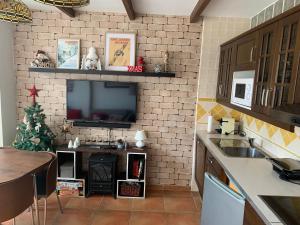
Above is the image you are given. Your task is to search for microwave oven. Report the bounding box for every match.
[230,71,255,110]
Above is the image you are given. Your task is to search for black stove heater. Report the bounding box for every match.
[87,153,117,197]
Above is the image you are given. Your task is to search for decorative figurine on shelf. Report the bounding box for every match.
[163,51,169,72]
[68,140,73,149]
[73,137,80,148]
[137,56,145,72]
[154,64,162,73]
[31,50,54,68]
[13,85,56,152]
[59,118,73,140]
[127,56,145,72]
[116,139,124,149]
[135,130,147,148]
[81,47,101,70]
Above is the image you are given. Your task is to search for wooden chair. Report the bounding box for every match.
[0,174,35,225]
[36,153,63,225]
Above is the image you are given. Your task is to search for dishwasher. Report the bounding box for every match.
[200,173,246,225]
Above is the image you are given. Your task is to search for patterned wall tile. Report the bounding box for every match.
[274,0,284,16]
[284,0,295,11]
[266,124,278,138]
[196,104,206,122]
[265,5,274,21]
[280,129,298,146]
[251,16,258,28]
[196,100,300,158]
[210,104,227,121]
[230,110,242,121]
[257,10,266,25]
[255,120,264,131]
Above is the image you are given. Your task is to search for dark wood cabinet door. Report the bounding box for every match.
[243,201,266,225]
[234,33,258,71]
[252,23,278,114]
[217,44,235,102]
[205,151,228,184]
[195,136,206,197]
[271,12,300,109]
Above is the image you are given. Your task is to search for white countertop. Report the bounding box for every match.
[196,129,300,225]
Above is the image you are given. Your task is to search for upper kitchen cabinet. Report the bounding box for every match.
[216,6,300,130]
[272,12,300,109]
[217,43,235,102]
[269,11,300,126]
[234,32,258,71]
[252,23,278,114]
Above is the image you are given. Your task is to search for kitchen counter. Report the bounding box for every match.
[196,129,300,225]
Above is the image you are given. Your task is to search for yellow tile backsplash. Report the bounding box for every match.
[196,98,300,158]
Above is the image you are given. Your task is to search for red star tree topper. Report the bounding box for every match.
[27,85,41,105]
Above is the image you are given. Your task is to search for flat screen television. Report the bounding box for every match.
[66,80,137,125]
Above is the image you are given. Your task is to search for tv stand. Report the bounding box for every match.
[73,121,131,129]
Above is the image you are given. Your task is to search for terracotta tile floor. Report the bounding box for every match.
[1,190,202,225]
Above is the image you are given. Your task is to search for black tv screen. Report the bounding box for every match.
[66,80,137,123]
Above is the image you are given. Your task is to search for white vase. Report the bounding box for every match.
[136,140,145,148]
[68,140,73,149]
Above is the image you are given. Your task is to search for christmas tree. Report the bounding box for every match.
[13,85,56,151]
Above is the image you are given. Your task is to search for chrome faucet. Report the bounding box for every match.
[248,138,255,148]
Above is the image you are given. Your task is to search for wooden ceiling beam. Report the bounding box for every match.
[190,0,211,23]
[122,0,136,20]
[56,7,75,18]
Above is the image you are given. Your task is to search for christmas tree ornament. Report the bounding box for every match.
[30,137,40,144]
[23,114,28,124]
[35,122,41,132]
[27,85,41,105]
[68,140,73,149]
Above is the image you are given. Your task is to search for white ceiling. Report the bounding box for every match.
[22,0,277,18]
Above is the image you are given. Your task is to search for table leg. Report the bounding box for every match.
[33,174,40,225]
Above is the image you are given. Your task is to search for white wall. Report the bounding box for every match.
[0,22,16,147]
[191,17,250,191]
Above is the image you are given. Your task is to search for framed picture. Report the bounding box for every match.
[105,33,136,71]
[57,39,80,69]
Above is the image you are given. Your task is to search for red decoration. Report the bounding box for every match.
[27,85,41,104]
[132,160,139,178]
[128,66,144,72]
[137,57,145,66]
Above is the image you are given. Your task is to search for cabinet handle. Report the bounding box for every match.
[219,84,222,94]
[250,47,254,62]
[265,89,273,107]
[264,89,269,107]
[261,89,265,106]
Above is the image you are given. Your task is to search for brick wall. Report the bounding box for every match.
[14,11,202,187]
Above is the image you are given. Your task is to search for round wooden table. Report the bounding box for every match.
[0,148,53,225]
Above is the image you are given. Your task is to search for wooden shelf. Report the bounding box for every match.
[28,67,175,78]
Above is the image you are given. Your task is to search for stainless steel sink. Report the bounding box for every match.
[210,138,266,158]
[220,146,265,158]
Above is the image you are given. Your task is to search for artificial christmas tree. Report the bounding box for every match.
[13,85,56,151]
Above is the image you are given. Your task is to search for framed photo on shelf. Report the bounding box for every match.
[105,32,136,71]
[57,39,80,69]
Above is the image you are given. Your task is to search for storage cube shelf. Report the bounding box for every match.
[117,152,147,199]
[56,150,86,197]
